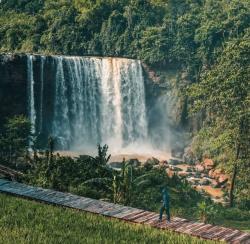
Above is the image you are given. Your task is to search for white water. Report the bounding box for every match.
[26,55,174,156]
[39,56,45,133]
[27,55,36,144]
[47,56,148,152]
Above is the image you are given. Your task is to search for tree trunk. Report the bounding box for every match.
[229,144,240,207]
[229,164,237,207]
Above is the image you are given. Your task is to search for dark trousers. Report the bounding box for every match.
[159,204,170,221]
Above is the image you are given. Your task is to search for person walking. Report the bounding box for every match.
[159,188,170,222]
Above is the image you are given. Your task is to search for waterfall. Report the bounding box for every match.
[27,55,36,143]
[27,55,148,152]
[39,56,45,133]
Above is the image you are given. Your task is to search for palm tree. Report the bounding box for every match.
[84,159,158,204]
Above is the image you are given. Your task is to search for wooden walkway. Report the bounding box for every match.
[0,179,249,244]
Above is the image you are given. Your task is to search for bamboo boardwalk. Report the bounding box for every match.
[0,179,249,243]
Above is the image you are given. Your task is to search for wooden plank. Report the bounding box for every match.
[204,226,228,240]
[101,206,127,216]
[144,215,160,225]
[92,202,116,214]
[0,179,11,186]
[216,229,238,241]
[123,211,149,221]
[165,219,188,230]
[191,224,214,236]
[199,225,223,238]
[238,235,250,244]
[175,222,201,233]
[201,226,225,240]
[207,227,229,239]
[121,210,144,220]
[84,201,113,214]
[113,208,140,219]
[133,212,157,223]
[179,222,201,234]
[140,213,159,224]
[67,198,95,209]
[221,230,241,242]
[230,233,250,243]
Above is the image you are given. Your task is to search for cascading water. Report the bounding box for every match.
[39,56,45,133]
[27,55,36,145]
[27,55,148,152]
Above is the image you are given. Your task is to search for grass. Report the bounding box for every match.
[0,193,219,244]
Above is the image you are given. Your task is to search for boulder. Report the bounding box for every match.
[209,168,225,180]
[187,177,199,185]
[128,158,140,167]
[183,147,196,164]
[172,166,182,172]
[169,158,183,165]
[195,163,205,173]
[109,162,123,169]
[211,180,220,188]
[178,171,190,177]
[159,160,169,169]
[218,174,229,185]
[199,178,210,186]
[203,158,215,170]
[171,147,184,159]
[167,169,174,177]
[144,157,160,166]
[160,160,168,166]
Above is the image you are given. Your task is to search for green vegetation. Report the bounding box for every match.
[189,36,250,208]
[0,0,249,235]
[0,116,31,170]
[0,193,218,244]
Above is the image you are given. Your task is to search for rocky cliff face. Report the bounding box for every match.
[0,54,55,137]
[0,54,28,129]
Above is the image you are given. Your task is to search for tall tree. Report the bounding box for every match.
[189,37,250,207]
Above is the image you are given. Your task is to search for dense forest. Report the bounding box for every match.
[0,0,249,222]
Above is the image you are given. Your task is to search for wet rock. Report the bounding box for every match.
[199,178,210,186]
[109,162,124,169]
[160,160,168,165]
[171,147,184,159]
[128,158,141,167]
[172,166,182,172]
[183,147,196,165]
[159,160,169,168]
[187,177,200,185]
[169,158,183,165]
[145,157,160,166]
